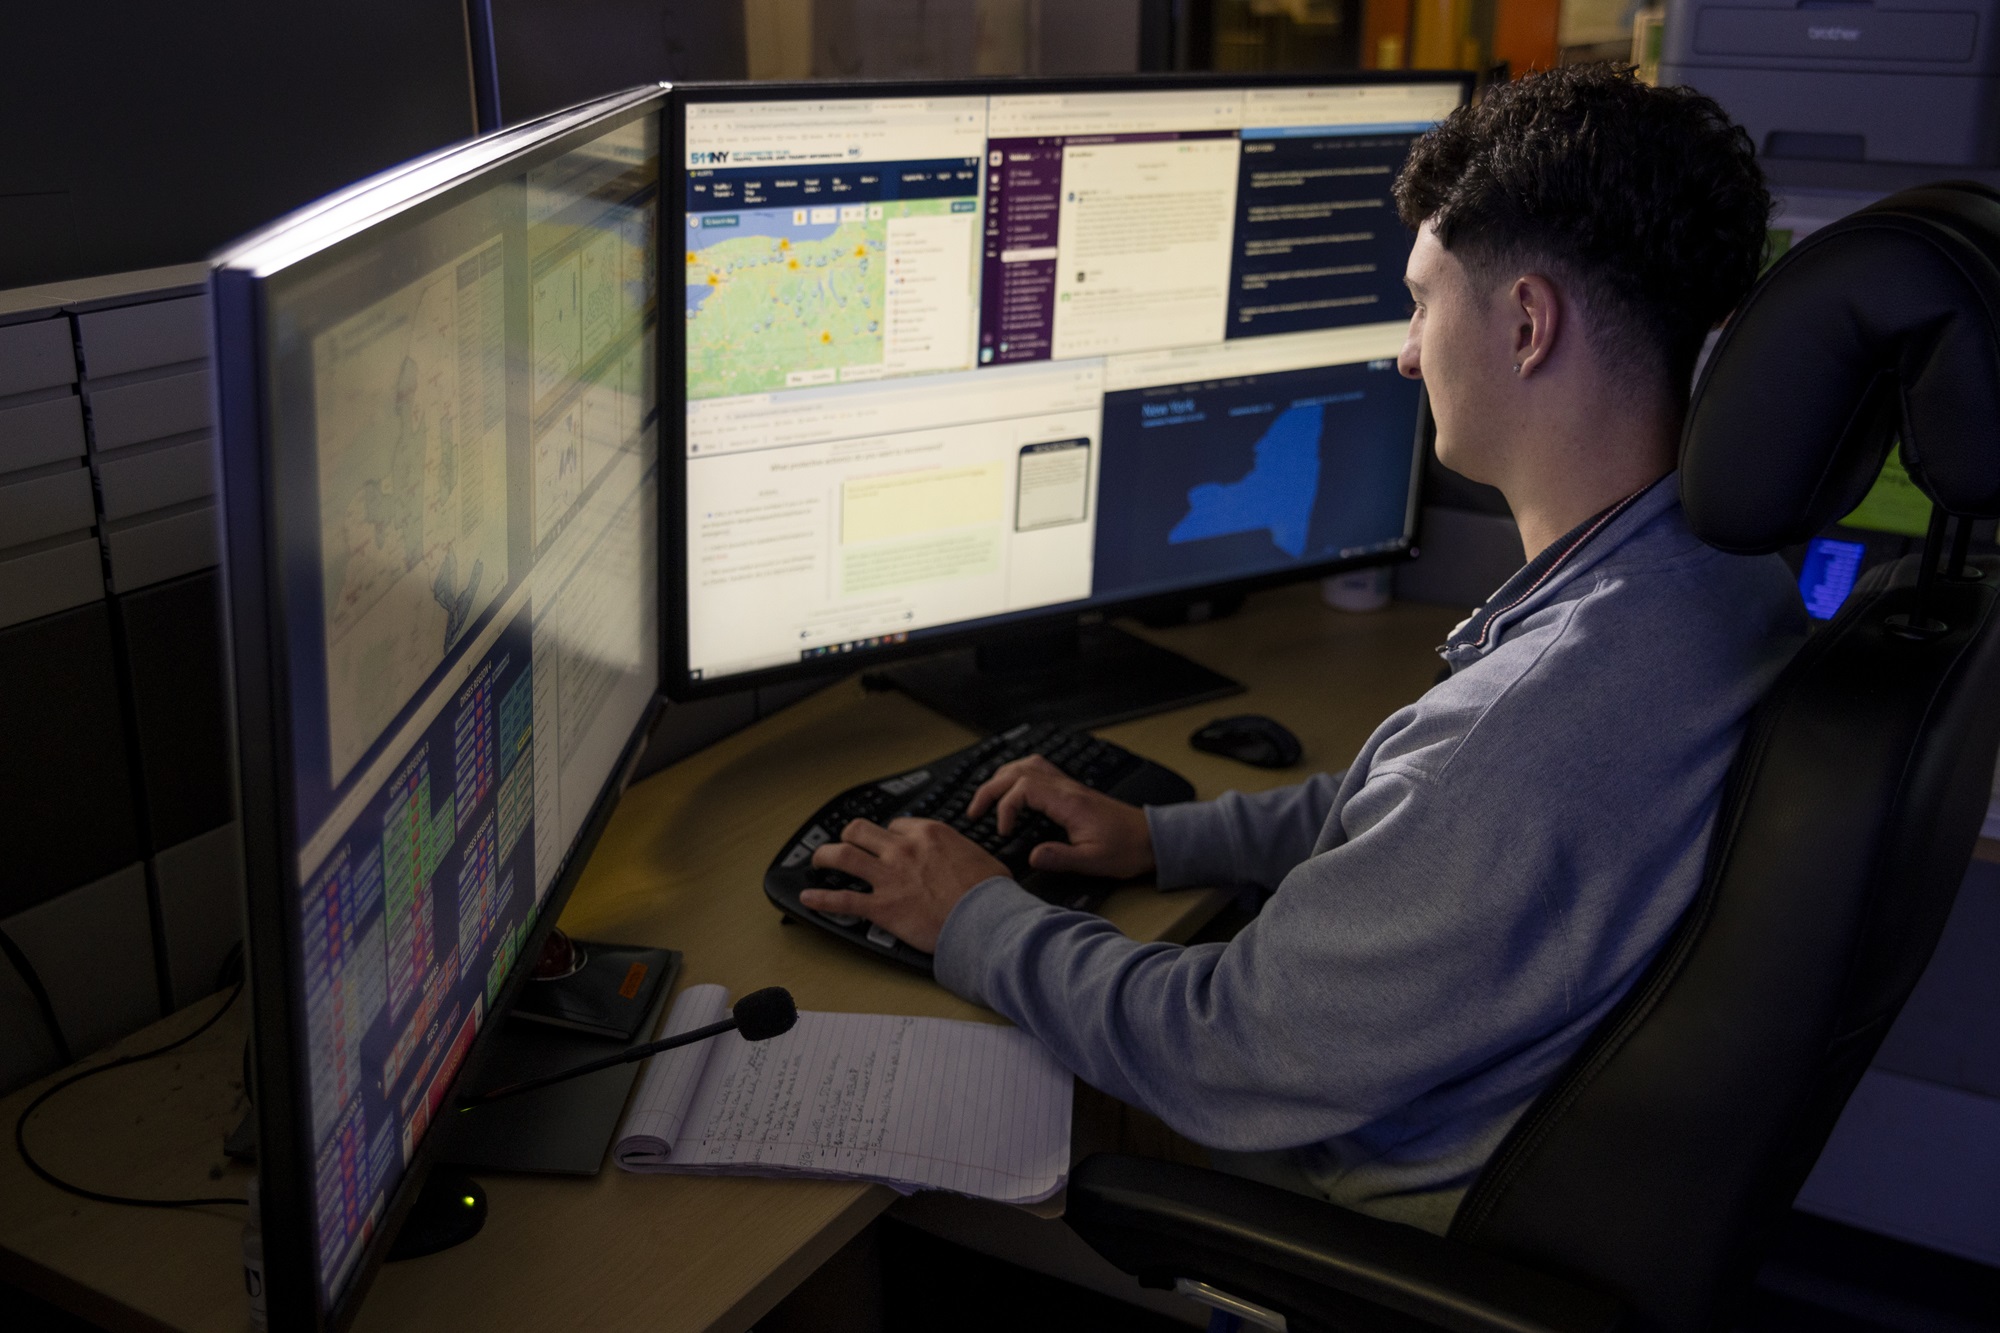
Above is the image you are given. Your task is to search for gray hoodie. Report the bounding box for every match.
[933,476,1808,1232]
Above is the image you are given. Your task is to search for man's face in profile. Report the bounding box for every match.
[1398,224,1512,486]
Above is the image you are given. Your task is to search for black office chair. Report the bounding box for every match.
[1063,182,2000,1333]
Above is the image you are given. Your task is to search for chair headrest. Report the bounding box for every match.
[1682,182,2000,553]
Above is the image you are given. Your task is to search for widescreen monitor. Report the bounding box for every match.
[210,86,664,1331]
[667,73,1468,701]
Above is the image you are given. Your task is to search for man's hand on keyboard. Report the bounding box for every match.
[801,819,1008,953]
[967,755,1156,879]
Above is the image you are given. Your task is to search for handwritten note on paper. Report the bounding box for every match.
[614,986,1072,1204]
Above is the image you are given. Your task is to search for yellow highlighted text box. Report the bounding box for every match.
[842,530,1000,595]
[841,464,1004,544]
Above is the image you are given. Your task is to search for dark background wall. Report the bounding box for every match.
[0,2,475,289]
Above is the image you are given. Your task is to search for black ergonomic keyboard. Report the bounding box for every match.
[764,721,1194,971]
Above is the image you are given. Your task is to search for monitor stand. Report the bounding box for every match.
[386,1169,487,1261]
[426,942,681,1177]
[380,940,678,1260]
[873,622,1243,734]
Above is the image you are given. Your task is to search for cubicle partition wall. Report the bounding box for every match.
[0,262,863,1101]
[0,270,243,1094]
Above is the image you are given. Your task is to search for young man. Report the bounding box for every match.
[801,66,1808,1233]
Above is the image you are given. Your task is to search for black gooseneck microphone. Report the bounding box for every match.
[463,986,798,1108]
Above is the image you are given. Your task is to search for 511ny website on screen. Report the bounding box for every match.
[676,79,1463,688]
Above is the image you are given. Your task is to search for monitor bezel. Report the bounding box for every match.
[211,85,669,1333]
[662,70,1469,703]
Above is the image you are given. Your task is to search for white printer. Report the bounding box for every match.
[1660,0,2000,165]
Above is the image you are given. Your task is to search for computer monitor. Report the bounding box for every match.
[666,74,1469,728]
[210,87,664,1331]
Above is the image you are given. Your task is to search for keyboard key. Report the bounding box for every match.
[771,723,1188,960]
[806,867,870,893]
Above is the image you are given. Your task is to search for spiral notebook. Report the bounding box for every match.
[612,984,1072,1204]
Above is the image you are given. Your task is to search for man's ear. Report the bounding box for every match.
[1511,273,1562,379]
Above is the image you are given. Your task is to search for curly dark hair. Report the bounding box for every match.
[1394,64,1771,396]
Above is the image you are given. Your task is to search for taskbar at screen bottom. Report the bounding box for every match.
[683,531,1409,690]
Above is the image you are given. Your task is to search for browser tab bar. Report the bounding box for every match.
[685,97,988,167]
[1242,82,1461,133]
[1103,322,1407,393]
[687,361,1105,455]
[986,90,1244,138]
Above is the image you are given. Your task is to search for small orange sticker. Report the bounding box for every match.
[618,962,648,999]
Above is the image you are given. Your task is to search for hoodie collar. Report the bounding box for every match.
[1441,473,1677,665]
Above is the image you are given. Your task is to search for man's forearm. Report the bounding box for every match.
[1147,772,1344,893]
[932,873,1372,1152]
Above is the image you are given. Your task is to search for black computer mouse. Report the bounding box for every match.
[1189,714,1302,769]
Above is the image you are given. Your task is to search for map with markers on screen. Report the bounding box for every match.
[679,83,1459,685]
[686,192,978,397]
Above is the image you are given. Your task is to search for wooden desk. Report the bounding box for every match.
[0,587,1461,1333]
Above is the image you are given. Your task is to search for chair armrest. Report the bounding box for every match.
[1065,1154,1624,1333]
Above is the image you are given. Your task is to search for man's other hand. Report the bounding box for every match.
[800,819,1007,954]
[966,755,1155,879]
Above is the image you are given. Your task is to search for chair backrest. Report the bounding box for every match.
[1447,183,2000,1333]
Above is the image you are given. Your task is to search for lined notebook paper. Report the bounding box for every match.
[614,985,1073,1204]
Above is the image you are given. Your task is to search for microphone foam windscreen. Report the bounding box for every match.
[733,986,799,1041]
